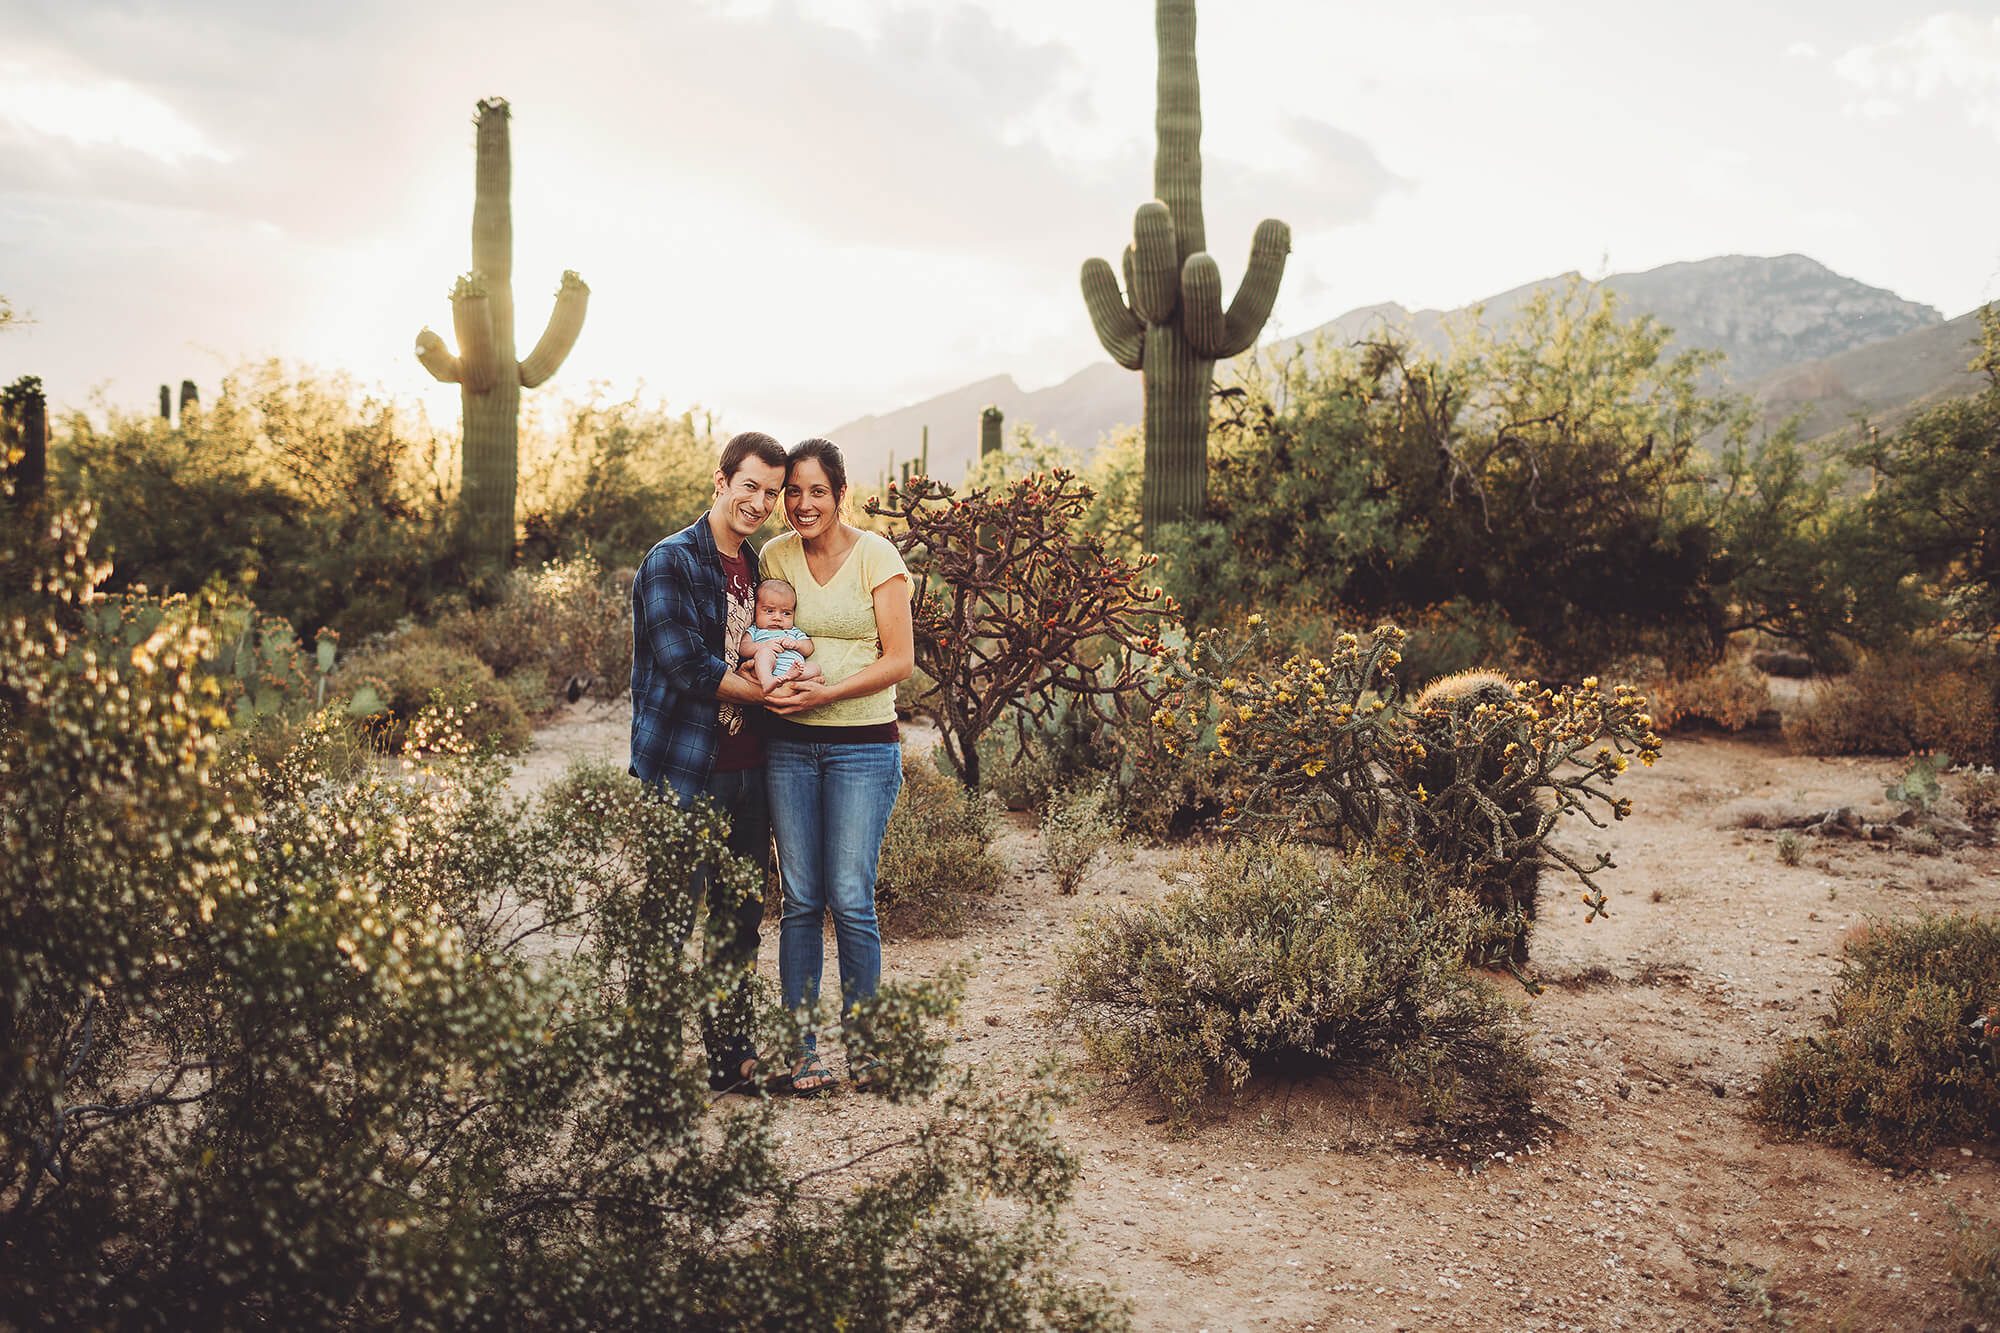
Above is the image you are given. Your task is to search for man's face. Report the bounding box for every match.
[713,458,784,540]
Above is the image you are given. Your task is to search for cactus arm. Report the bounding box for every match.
[451,274,500,393]
[1215,219,1292,357]
[414,328,462,383]
[1130,202,1181,323]
[1180,253,1226,358]
[1081,258,1144,370]
[1154,0,1205,260]
[519,270,590,388]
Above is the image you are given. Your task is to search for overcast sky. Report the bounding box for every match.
[6,0,2000,440]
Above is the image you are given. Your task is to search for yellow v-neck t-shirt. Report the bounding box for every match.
[757,528,910,727]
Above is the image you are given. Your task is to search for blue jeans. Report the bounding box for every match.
[765,739,903,1054]
[661,764,770,1076]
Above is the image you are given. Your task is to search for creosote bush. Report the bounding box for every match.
[338,630,533,754]
[1054,843,1537,1130]
[1758,913,2000,1165]
[434,553,631,711]
[1040,781,1122,895]
[0,508,1124,1328]
[1640,652,1772,733]
[874,750,1008,936]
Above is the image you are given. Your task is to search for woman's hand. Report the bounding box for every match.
[765,677,834,715]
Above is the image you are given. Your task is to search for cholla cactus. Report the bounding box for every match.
[1080,0,1290,544]
[415,98,589,569]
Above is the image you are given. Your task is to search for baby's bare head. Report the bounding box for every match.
[755,578,797,629]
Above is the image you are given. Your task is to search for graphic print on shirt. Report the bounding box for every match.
[718,556,755,736]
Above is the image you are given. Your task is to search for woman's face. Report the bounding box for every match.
[785,457,843,541]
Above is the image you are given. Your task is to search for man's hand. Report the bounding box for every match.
[764,677,832,715]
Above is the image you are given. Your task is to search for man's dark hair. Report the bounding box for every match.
[718,431,787,480]
[788,437,848,497]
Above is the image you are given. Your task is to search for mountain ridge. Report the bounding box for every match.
[826,254,1949,485]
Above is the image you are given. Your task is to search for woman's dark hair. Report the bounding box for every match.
[788,437,848,498]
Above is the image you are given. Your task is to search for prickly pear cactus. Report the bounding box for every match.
[1079,0,1290,544]
[415,98,589,570]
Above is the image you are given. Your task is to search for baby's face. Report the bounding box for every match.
[755,596,795,630]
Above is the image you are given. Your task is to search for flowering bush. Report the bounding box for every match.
[1149,619,1662,949]
[0,505,1125,1328]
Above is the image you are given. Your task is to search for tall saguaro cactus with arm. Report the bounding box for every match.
[415,98,589,569]
[1080,0,1290,545]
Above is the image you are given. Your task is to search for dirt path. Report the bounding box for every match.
[514,706,1999,1331]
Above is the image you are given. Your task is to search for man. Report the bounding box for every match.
[630,430,789,1092]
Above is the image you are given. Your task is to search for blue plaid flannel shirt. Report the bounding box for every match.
[629,518,760,795]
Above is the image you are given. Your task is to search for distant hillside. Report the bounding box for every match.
[826,254,1947,484]
[1743,307,1990,443]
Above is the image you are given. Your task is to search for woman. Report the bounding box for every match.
[759,438,914,1094]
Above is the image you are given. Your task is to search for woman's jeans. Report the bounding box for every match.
[765,739,903,1054]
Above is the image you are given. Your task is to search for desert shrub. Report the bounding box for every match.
[1776,831,1804,866]
[51,360,464,641]
[1951,1210,2000,1321]
[1782,644,1999,762]
[1150,620,1660,945]
[516,390,721,569]
[0,511,1124,1328]
[1961,768,2000,823]
[874,750,1007,935]
[339,630,532,754]
[1054,843,1537,1129]
[978,695,1125,813]
[1758,913,2000,1165]
[1642,652,1773,732]
[867,470,1171,790]
[434,554,630,711]
[1040,781,1121,894]
[1169,283,1741,679]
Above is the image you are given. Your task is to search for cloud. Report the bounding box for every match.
[1831,12,2000,135]
[0,60,232,165]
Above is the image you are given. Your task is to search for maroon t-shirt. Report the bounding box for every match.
[712,547,764,773]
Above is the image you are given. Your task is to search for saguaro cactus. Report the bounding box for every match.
[1080,0,1290,544]
[415,98,589,568]
[980,405,1004,458]
[2,375,47,505]
[179,380,198,417]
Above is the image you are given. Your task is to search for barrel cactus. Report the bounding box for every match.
[1408,670,1546,965]
[415,98,589,570]
[1079,0,1290,545]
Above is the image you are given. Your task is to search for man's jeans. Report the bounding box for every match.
[764,739,903,1054]
[663,764,770,1076]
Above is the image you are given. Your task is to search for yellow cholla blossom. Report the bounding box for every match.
[1302,759,1325,776]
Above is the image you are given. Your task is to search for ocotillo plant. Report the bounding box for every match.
[980,405,1003,458]
[1079,0,1290,545]
[415,98,589,569]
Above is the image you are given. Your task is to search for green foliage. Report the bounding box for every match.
[53,360,465,642]
[875,751,1008,936]
[1950,1208,2000,1321]
[1053,843,1537,1130]
[1040,780,1122,895]
[1776,830,1804,867]
[518,391,721,570]
[1758,913,2000,1165]
[434,554,631,710]
[1849,306,2000,640]
[1171,285,1750,678]
[338,630,533,755]
[0,510,1124,1328]
[1886,752,1951,815]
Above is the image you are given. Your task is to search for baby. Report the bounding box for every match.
[738,578,821,691]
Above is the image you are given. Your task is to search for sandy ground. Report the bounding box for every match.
[512,704,2000,1331]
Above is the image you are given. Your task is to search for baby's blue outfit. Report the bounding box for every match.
[749,626,809,678]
